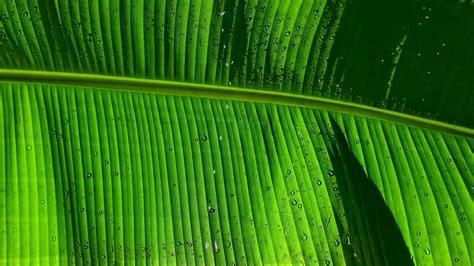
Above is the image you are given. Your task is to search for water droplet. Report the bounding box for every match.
[286,31,291,36]
[416,232,421,236]
[317,180,322,186]
[325,260,331,265]
[142,246,149,251]
[219,11,225,16]
[291,199,297,206]
[444,204,448,208]
[266,186,270,191]
[298,204,302,208]
[40,200,45,204]
[454,258,460,262]
[52,236,56,241]
[455,232,460,236]
[327,170,335,176]
[26,145,32,151]
[114,171,119,176]
[169,147,173,151]
[424,248,431,255]
[80,207,85,212]
[424,193,428,197]
[290,191,295,196]
[86,172,92,178]
[105,160,110,165]
[201,135,208,141]
[447,158,452,162]
[302,232,308,241]
[116,226,120,231]
[208,206,216,213]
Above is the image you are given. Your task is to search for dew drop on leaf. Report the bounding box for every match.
[291,200,297,206]
[317,180,322,186]
[424,248,431,255]
[208,205,216,213]
[302,232,308,241]
[327,170,335,176]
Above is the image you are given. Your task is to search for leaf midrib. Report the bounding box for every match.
[1,69,472,138]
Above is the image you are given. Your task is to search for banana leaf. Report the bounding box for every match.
[0,0,472,265]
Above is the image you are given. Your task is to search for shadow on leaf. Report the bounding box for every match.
[328,117,413,266]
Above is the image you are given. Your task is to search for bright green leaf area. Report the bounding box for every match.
[0,0,473,265]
